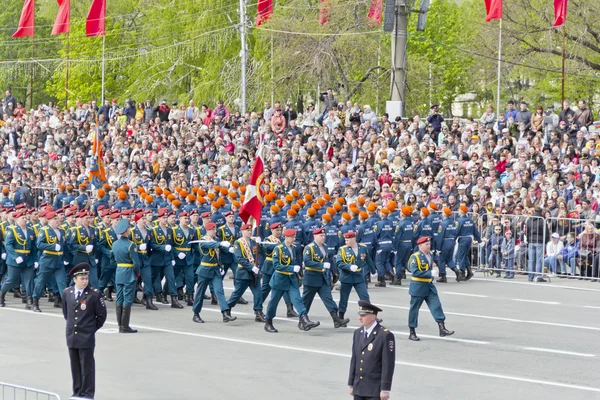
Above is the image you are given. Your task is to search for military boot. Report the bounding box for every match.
[120,306,138,333]
[438,322,455,337]
[298,314,320,331]
[192,313,204,323]
[186,293,193,307]
[171,295,184,309]
[374,276,386,287]
[286,304,298,318]
[331,311,349,328]
[210,294,218,305]
[409,327,420,341]
[222,310,237,322]
[436,274,447,283]
[32,297,41,312]
[116,304,123,328]
[0,291,5,307]
[25,296,33,310]
[264,319,278,333]
[53,296,62,308]
[237,296,248,305]
[254,310,267,322]
[146,295,158,310]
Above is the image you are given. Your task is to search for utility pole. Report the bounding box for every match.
[240,0,247,114]
[390,0,408,118]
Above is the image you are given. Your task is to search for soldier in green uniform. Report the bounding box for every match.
[191,222,237,323]
[68,211,98,289]
[0,210,36,309]
[130,209,157,310]
[408,236,455,341]
[264,229,320,333]
[190,211,213,302]
[171,211,197,306]
[97,212,120,301]
[302,228,349,328]
[113,218,141,333]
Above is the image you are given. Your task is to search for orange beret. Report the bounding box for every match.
[220,188,228,196]
[173,200,181,207]
[211,201,220,209]
[164,190,171,196]
[291,189,299,198]
[308,208,316,216]
[304,194,313,202]
[191,187,198,193]
[198,189,206,197]
[342,212,351,221]
[327,207,336,216]
[217,198,226,207]
[187,194,196,202]
[359,211,369,220]
[175,186,182,193]
[402,206,413,216]
[460,205,469,213]
[118,191,127,200]
[240,195,245,202]
[287,209,297,217]
[207,193,216,200]
[180,190,188,198]
[312,202,321,211]
[323,193,332,201]
[387,201,397,210]
[122,185,129,191]
[317,198,326,207]
[137,187,145,194]
[240,186,246,194]
[97,189,106,197]
[381,208,390,215]
[167,194,176,202]
[291,204,301,211]
[198,197,206,204]
[231,181,240,188]
[429,202,438,211]
[214,185,221,192]
[421,208,430,216]
[333,203,342,211]
[367,204,377,212]
[297,199,306,207]
[337,198,345,205]
[271,205,280,213]
[322,214,332,222]
[276,199,285,208]
[58,184,66,190]
[103,183,111,190]
[229,192,238,199]
[232,201,241,208]
[443,207,452,216]
[145,195,153,203]
[357,197,366,205]
[285,194,294,203]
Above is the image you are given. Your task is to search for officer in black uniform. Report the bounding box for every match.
[348,300,395,400]
[62,262,107,400]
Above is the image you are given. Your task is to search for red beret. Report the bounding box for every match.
[241,223,252,230]
[201,212,211,218]
[416,236,430,245]
[270,222,282,230]
[55,207,64,214]
[223,211,234,217]
[121,209,133,216]
[40,202,49,208]
[312,227,325,235]
[15,204,26,210]
[110,212,121,219]
[283,229,296,237]
[157,209,168,218]
[179,212,189,217]
[13,211,24,218]
[97,205,106,211]
[100,209,111,217]
[343,231,356,238]
[189,209,199,216]
[204,222,217,230]
[46,211,57,219]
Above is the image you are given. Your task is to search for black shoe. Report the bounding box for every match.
[436,274,447,283]
[537,278,547,283]
[119,306,138,333]
[161,293,169,304]
[238,296,248,305]
[186,293,193,307]
[286,303,299,318]
[32,298,41,312]
[48,292,56,302]
[339,312,345,320]
[222,310,237,322]
[255,310,267,322]
[25,296,33,310]
[203,294,211,300]
[331,311,349,328]
[141,295,148,306]
[104,288,114,302]
[171,296,184,309]
[210,294,218,305]
[53,297,62,308]
[452,268,464,282]
[193,313,204,323]
[116,304,123,328]
[21,295,27,304]
[133,295,142,305]
[298,314,320,331]
[13,288,25,299]
[0,292,5,307]
[465,269,474,281]
[384,271,394,281]
[177,287,184,301]
[264,319,278,333]
[374,276,386,287]
[391,276,402,285]
[146,296,158,310]
[438,321,454,337]
[401,271,407,279]
[409,327,420,341]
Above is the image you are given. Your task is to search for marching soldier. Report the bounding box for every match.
[407,237,455,341]
[68,211,98,289]
[302,228,349,328]
[191,222,237,323]
[63,263,107,400]
[436,207,462,282]
[113,218,141,333]
[217,211,247,304]
[171,211,197,306]
[348,300,395,400]
[130,210,157,310]
[264,229,320,333]
[227,223,266,322]
[392,206,415,285]
[455,205,481,281]
[0,210,36,309]
[98,212,120,301]
[336,231,375,320]
[374,207,395,286]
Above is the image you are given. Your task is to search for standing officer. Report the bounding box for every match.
[407,237,455,341]
[264,229,320,333]
[302,228,349,328]
[63,263,107,400]
[455,205,481,281]
[0,210,36,309]
[429,203,442,265]
[436,207,462,282]
[392,206,415,285]
[348,300,395,400]
[374,207,395,286]
[336,232,375,320]
[68,211,98,289]
[113,218,141,333]
[227,223,266,322]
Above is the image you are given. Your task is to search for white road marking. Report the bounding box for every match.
[4,307,599,393]
[512,299,561,305]
[443,292,489,298]
[583,306,600,310]
[471,277,600,293]
[523,347,596,358]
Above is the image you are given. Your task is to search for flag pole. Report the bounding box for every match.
[561,24,565,106]
[101,34,106,104]
[29,36,34,108]
[65,32,70,108]
[496,18,502,120]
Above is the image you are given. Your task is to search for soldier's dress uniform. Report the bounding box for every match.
[33,222,68,310]
[62,263,107,400]
[171,220,197,305]
[113,219,141,333]
[0,222,36,308]
[97,224,118,298]
[130,224,156,308]
[227,235,264,319]
[68,223,99,289]
[348,301,395,400]
[336,236,374,318]
[149,223,182,307]
[455,210,481,279]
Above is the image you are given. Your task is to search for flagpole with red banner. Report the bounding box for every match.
[484,0,502,120]
[553,0,569,105]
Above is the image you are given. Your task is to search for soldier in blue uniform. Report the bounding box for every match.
[436,207,462,282]
[336,231,375,320]
[301,208,320,246]
[191,222,237,323]
[413,207,433,252]
[52,185,67,209]
[374,207,395,286]
[210,202,226,227]
[392,206,415,285]
[407,237,455,341]
[68,211,98,289]
[97,212,120,301]
[455,205,481,281]
[131,209,157,309]
[32,211,68,312]
[428,202,442,265]
[62,186,76,208]
[264,229,320,333]
[113,218,141,333]
[75,184,89,209]
[227,223,266,322]
[322,213,341,284]
[302,228,349,328]
[258,222,298,318]
[284,209,304,262]
[0,210,36,309]
[348,300,395,400]
[171,211,197,306]
[62,263,107,400]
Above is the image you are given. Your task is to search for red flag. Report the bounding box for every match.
[51,0,70,35]
[13,0,35,38]
[89,130,107,188]
[239,139,266,225]
[484,0,502,22]
[256,0,273,27]
[319,0,331,25]
[553,0,568,27]
[86,0,106,36]
[367,0,383,26]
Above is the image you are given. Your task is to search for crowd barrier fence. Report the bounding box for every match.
[0,382,60,400]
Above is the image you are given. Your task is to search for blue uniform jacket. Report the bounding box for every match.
[233,237,257,281]
[436,218,458,250]
[337,244,375,284]
[196,240,222,279]
[270,243,298,291]
[217,224,239,265]
[259,236,280,276]
[5,225,36,267]
[130,226,151,267]
[113,237,141,284]
[456,216,481,242]
[68,225,97,267]
[408,250,437,298]
[374,218,395,249]
[302,242,330,287]
[98,227,118,269]
[36,226,67,270]
[171,225,197,267]
[149,225,174,267]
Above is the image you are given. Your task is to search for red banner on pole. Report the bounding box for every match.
[256,0,273,27]
[51,0,70,35]
[553,0,568,27]
[367,0,383,26]
[319,0,331,25]
[86,0,106,37]
[484,0,502,22]
[12,0,35,38]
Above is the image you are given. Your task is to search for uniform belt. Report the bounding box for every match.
[43,250,63,256]
[444,238,456,241]
[238,264,252,269]
[175,247,191,251]
[201,262,218,267]
[276,270,293,275]
[117,263,134,268]
[411,277,433,283]
[265,257,273,261]
[305,267,325,273]
[14,249,30,254]
[138,250,147,254]
[379,241,392,244]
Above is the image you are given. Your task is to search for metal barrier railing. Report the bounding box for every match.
[0,382,60,400]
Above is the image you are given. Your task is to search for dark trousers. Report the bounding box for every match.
[69,347,96,399]
[354,396,379,400]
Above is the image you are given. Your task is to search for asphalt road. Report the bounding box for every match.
[1,273,600,400]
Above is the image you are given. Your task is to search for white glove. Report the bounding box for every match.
[34,262,39,269]
[95,259,99,264]
[139,243,147,251]
[55,244,61,252]
[164,244,172,252]
[431,268,439,278]
[252,266,260,274]
[1,253,5,260]
[85,245,94,253]
[64,261,69,265]
[171,260,176,266]
[220,268,226,276]
[350,264,358,272]
[251,236,261,242]
[228,247,235,253]
[178,252,186,260]
[293,265,301,273]
[15,256,23,264]
[220,241,230,248]
[514,245,520,252]
[323,262,331,269]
